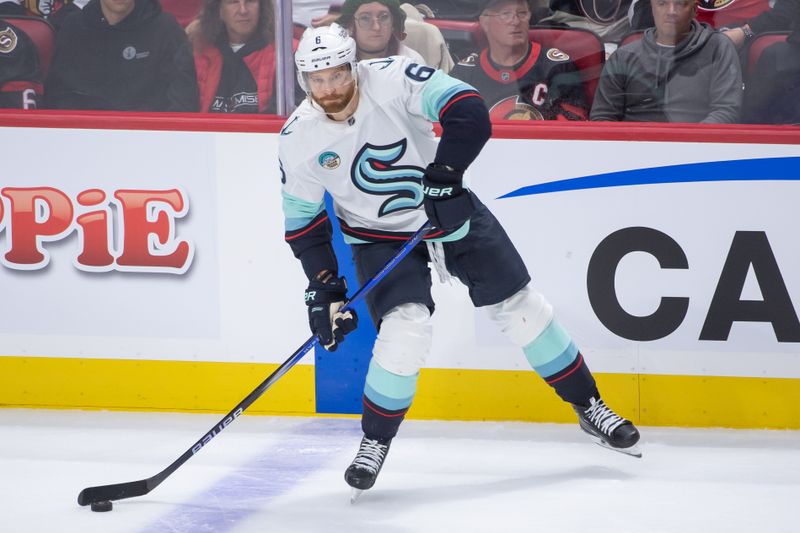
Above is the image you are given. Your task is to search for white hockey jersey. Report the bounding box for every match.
[279,56,476,243]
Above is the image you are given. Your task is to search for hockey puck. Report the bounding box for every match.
[90,500,113,512]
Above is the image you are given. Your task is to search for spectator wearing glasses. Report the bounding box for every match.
[451,0,589,120]
[591,0,742,123]
[337,0,424,62]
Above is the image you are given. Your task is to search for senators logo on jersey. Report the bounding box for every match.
[450,42,588,121]
[0,26,18,54]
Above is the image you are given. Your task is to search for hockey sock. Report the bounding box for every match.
[522,319,598,405]
[361,358,418,440]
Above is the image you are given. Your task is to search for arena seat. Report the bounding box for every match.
[619,30,645,48]
[1,15,55,76]
[160,0,203,28]
[746,32,790,80]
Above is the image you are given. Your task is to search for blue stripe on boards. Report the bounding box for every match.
[315,194,379,414]
[498,157,800,199]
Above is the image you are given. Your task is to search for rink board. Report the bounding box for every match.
[0,114,798,429]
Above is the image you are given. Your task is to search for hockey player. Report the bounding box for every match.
[279,23,641,498]
[450,0,588,121]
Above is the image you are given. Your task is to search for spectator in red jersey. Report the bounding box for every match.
[0,17,43,108]
[193,0,301,113]
[450,0,588,121]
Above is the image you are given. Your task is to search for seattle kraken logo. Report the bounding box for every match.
[351,140,424,218]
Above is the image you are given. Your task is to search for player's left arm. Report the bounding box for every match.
[400,60,492,229]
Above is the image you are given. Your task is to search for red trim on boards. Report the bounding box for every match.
[1,110,799,145]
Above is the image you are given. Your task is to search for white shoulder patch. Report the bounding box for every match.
[456,53,479,67]
[546,48,570,62]
[0,26,19,54]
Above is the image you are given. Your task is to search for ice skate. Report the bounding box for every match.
[345,436,391,502]
[573,396,642,458]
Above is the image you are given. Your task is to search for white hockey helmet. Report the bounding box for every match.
[295,23,358,93]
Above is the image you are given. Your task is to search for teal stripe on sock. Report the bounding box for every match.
[364,383,413,411]
[363,359,418,410]
[522,319,572,368]
[532,341,579,378]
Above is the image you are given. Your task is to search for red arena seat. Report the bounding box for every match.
[619,30,645,48]
[1,15,55,76]
[746,32,790,80]
[160,0,203,28]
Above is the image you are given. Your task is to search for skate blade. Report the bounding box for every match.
[593,437,642,458]
[350,488,364,504]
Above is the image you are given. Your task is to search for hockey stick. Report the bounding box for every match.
[77,222,432,506]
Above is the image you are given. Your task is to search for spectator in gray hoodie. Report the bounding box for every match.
[590,0,742,123]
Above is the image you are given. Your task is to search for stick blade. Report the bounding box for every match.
[78,479,150,506]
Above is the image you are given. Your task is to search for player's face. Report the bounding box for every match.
[307,65,357,114]
[220,0,260,44]
[351,2,394,56]
[652,0,696,45]
[480,0,531,50]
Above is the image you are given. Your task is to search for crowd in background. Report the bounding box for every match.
[0,0,798,124]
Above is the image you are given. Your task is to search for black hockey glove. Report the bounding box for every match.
[422,163,478,230]
[304,272,358,352]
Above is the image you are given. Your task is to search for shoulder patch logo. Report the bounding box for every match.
[546,48,570,62]
[0,27,18,55]
[457,53,479,67]
[318,151,341,170]
[697,0,736,11]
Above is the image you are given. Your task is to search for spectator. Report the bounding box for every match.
[540,0,632,43]
[744,29,800,124]
[45,0,199,111]
[451,0,588,120]
[696,0,770,30]
[0,17,43,108]
[591,0,742,123]
[192,0,288,113]
[722,0,800,50]
[0,0,27,15]
[337,0,424,62]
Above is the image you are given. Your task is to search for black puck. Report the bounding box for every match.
[90,500,113,512]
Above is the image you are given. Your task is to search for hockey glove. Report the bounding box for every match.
[422,163,478,230]
[304,272,358,352]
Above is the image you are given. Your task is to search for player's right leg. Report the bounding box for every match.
[346,241,434,493]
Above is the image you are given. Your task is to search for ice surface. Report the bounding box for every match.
[1,409,797,533]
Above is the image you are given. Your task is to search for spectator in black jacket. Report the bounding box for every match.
[0,0,27,15]
[0,17,43,108]
[45,0,198,111]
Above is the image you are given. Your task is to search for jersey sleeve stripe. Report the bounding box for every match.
[282,190,326,231]
[421,70,479,122]
[438,91,483,120]
[285,211,329,241]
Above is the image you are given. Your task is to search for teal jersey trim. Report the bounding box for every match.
[421,70,477,122]
[282,190,325,231]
